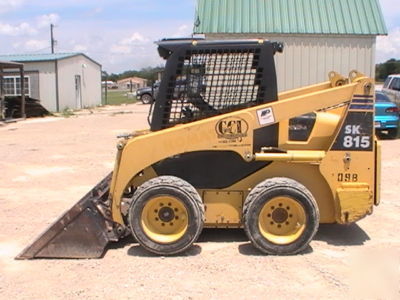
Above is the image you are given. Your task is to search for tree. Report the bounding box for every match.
[102,66,165,84]
[376,59,400,81]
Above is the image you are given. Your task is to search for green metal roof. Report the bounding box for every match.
[0,53,102,67]
[194,0,388,35]
[0,53,82,63]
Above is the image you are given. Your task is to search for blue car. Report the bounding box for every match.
[375,91,399,138]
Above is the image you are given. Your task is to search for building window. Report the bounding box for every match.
[3,76,30,96]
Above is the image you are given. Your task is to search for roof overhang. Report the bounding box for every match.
[0,61,24,69]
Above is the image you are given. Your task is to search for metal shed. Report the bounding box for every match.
[193,0,388,92]
[0,53,102,112]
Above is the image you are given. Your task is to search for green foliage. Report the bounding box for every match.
[60,107,74,118]
[102,66,164,85]
[376,59,400,81]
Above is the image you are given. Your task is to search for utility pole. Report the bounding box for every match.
[50,24,56,54]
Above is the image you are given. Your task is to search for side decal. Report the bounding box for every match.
[331,111,373,151]
[257,107,275,126]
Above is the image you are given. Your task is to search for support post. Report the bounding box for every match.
[103,72,108,105]
[0,68,3,120]
[20,66,26,118]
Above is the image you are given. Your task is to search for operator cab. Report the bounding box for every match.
[149,39,283,131]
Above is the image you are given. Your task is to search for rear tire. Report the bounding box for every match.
[128,176,204,255]
[141,93,153,104]
[243,177,319,255]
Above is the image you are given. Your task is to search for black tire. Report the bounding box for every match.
[140,93,153,104]
[387,128,398,139]
[128,176,204,255]
[375,130,383,139]
[243,177,319,255]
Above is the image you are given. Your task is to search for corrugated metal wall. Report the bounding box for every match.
[206,33,376,92]
[23,61,58,111]
[58,55,102,110]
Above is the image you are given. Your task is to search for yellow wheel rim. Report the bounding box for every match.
[258,196,306,245]
[141,195,188,244]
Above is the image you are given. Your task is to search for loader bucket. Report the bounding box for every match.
[16,172,119,259]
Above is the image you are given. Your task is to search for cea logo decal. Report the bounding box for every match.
[215,117,249,139]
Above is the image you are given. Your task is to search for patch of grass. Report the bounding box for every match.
[104,90,137,105]
[61,107,74,118]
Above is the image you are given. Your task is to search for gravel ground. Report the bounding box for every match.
[0,103,399,299]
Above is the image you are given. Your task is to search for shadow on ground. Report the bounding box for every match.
[127,245,202,257]
[197,228,247,243]
[314,223,370,246]
[106,223,370,257]
[237,243,313,256]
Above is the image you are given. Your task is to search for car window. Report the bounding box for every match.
[376,93,390,102]
[389,78,400,91]
[383,77,392,89]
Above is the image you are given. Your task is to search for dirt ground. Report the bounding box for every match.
[1,103,399,299]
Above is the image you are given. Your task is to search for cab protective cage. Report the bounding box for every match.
[150,39,283,131]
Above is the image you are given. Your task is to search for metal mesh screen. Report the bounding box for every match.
[161,48,264,127]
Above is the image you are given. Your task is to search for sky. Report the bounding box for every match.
[0,0,399,73]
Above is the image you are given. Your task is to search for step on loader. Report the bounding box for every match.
[17,39,381,258]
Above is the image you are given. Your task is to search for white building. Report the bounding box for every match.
[194,0,387,92]
[0,53,102,111]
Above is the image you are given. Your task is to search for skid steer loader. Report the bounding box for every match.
[17,39,380,258]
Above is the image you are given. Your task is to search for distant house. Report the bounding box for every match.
[194,0,387,92]
[117,77,148,90]
[101,80,118,89]
[0,53,102,111]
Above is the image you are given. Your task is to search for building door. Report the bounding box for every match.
[75,75,82,109]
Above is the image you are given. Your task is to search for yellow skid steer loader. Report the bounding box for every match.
[17,39,380,258]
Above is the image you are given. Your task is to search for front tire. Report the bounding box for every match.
[140,93,153,104]
[243,177,319,255]
[128,176,204,255]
